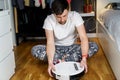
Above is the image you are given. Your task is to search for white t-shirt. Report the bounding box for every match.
[43,11,84,46]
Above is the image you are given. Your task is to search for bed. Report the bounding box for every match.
[97,3,120,80]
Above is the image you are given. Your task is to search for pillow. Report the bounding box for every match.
[105,2,120,10]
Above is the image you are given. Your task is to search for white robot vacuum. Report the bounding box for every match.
[52,62,85,80]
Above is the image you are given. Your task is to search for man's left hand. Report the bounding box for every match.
[80,57,88,73]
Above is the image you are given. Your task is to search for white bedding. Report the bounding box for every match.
[99,9,120,52]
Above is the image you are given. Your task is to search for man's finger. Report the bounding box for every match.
[48,69,53,77]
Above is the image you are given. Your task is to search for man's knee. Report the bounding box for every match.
[31,45,47,61]
[88,42,99,57]
[31,45,39,57]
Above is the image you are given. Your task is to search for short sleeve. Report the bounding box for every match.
[73,11,84,27]
[43,16,53,30]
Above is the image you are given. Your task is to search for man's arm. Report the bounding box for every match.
[45,29,55,76]
[76,24,89,56]
[45,29,55,64]
[76,24,89,73]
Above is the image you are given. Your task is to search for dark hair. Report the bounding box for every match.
[51,0,69,15]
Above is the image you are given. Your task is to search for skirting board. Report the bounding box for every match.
[87,33,97,38]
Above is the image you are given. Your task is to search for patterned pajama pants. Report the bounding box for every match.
[31,42,98,64]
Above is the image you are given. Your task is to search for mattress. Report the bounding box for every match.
[99,9,120,52]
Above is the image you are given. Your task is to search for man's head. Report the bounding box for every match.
[52,0,69,24]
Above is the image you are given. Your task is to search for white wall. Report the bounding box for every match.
[97,0,120,16]
[97,0,110,16]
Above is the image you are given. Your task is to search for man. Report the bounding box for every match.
[31,0,98,77]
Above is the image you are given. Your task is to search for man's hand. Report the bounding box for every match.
[48,63,55,77]
[80,57,88,73]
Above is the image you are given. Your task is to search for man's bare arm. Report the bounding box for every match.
[45,29,55,64]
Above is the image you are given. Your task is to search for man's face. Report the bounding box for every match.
[55,9,68,25]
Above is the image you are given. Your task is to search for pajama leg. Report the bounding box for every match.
[31,45,47,61]
[53,44,82,64]
[88,42,99,57]
[31,42,99,63]
[53,42,99,63]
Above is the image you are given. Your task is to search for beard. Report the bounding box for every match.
[58,20,66,25]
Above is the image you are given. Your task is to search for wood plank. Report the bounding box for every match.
[10,38,116,80]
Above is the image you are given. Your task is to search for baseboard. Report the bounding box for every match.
[87,33,97,38]
[26,37,46,39]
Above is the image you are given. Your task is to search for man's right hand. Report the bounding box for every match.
[48,63,55,77]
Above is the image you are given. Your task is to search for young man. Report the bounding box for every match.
[31,0,98,77]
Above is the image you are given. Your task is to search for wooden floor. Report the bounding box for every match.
[10,38,116,80]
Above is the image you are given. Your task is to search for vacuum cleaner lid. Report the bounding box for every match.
[52,62,84,76]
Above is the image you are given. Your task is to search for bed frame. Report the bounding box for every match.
[97,19,120,80]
